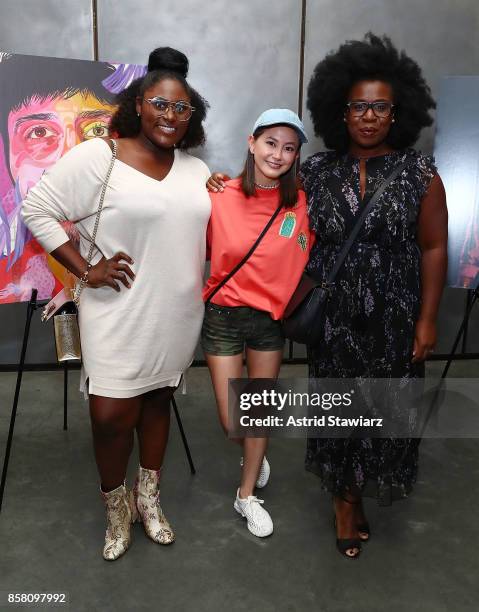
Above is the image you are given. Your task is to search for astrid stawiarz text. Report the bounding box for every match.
[237,390,383,428]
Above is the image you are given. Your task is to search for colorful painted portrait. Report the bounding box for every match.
[0,52,146,303]
[434,76,479,289]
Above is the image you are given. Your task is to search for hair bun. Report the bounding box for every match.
[147,47,188,78]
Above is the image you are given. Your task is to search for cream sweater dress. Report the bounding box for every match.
[22,138,211,398]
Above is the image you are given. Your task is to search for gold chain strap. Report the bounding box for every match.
[73,139,117,306]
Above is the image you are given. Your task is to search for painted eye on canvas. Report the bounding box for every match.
[25,125,57,140]
[82,122,109,139]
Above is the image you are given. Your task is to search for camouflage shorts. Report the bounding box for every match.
[201,303,285,356]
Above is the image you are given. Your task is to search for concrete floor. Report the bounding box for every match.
[0,361,478,612]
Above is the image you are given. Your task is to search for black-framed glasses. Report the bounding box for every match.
[346,101,395,118]
[143,96,195,121]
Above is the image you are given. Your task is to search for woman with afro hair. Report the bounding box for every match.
[23,47,211,560]
[301,33,447,558]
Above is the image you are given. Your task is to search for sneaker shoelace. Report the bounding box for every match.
[244,496,265,522]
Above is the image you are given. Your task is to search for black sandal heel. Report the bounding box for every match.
[333,496,362,559]
[356,498,370,541]
[333,517,361,558]
[357,521,370,542]
[336,536,362,558]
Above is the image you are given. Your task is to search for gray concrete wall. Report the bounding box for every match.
[97,0,302,177]
[0,0,478,363]
[301,0,479,157]
[0,0,94,60]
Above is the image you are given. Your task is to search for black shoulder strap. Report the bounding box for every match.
[324,159,411,286]
[205,201,283,304]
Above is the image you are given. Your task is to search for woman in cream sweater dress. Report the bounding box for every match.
[22,47,210,561]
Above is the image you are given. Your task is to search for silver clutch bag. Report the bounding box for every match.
[53,313,81,362]
[42,288,81,362]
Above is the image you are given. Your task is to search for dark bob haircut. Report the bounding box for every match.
[306,33,435,152]
[109,47,209,150]
[239,124,301,209]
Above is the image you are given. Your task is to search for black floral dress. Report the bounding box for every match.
[300,150,436,506]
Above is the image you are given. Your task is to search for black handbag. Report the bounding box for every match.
[282,160,411,346]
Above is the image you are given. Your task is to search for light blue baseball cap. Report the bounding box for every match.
[252,108,308,144]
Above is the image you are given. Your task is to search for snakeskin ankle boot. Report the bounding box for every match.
[101,483,137,561]
[133,466,175,545]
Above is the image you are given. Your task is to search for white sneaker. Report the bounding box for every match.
[234,489,273,537]
[240,456,270,489]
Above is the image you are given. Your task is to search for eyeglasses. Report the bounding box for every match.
[143,96,195,121]
[346,101,395,118]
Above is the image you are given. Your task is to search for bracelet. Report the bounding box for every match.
[79,263,92,286]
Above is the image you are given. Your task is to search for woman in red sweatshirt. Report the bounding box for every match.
[202,109,314,537]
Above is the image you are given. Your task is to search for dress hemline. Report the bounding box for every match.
[80,369,184,400]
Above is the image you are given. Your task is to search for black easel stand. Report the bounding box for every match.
[0,288,38,513]
[420,279,479,439]
[172,396,196,474]
[63,362,68,431]
[440,279,479,380]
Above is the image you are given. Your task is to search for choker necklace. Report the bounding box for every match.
[255,181,279,189]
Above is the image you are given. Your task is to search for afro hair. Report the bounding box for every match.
[306,33,435,152]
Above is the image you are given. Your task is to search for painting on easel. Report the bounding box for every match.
[435,76,479,289]
[0,52,145,303]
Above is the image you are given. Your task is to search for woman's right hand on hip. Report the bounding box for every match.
[88,252,135,291]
